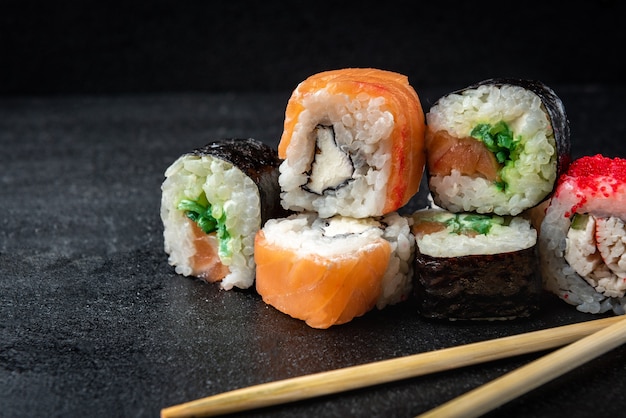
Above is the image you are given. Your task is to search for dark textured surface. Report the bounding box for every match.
[1,87,626,418]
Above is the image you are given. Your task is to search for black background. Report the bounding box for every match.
[2,0,625,96]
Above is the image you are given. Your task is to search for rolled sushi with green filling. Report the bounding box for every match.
[425,78,570,216]
[411,208,541,320]
[160,138,286,290]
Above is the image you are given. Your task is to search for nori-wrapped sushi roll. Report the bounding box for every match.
[160,138,287,290]
[411,208,542,320]
[425,78,571,216]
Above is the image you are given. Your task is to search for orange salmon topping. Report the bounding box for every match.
[426,129,500,181]
[254,229,392,329]
[279,68,426,215]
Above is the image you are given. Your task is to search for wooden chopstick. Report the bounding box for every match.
[415,315,626,418]
[160,316,622,418]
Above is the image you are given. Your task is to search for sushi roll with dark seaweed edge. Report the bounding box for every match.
[278,68,426,219]
[411,208,542,320]
[539,154,626,315]
[425,78,571,216]
[160,138,287,290]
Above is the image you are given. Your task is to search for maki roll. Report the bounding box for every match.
[160,138,286,290]
[539,154,626,315]
[277,68,426,219]
[254,212,414,329]
[411,208,541,320]
[425,78,570,216]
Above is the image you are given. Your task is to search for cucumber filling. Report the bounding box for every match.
[470,121,521,190]
[178,193,231,257]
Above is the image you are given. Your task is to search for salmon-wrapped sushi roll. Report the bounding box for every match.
[254,212,414,329]
[278,68,426,219]
[539,155,626,315]
[160,138,286,290]
[425,78,571,216]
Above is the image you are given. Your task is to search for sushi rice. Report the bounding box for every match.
[280,90,396,218]
[278,68,425,219]
[161,153,267,290]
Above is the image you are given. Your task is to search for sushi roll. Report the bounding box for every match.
[160,138,286,290]
[277,68,426,219]
[539,154,626,315]
[411,208,541,320]
[254,212,414,329]
[425,78,571,216]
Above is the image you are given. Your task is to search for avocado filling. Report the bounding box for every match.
[444,213,505,235]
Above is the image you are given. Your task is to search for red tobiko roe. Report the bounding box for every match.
[555,154,626,217]
[566,154,626,183]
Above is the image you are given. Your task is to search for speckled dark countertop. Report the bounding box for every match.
[2,86,626,418]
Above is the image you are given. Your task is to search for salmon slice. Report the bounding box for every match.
[426,129,500,181]
[254,229,392,329]
[188,220,230,282]
[279,68,426,215]
[411,220,447,239]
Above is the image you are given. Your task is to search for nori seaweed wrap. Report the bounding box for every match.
[411,208,542,320]
[160,138,287,290]
[425,78,571,216]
